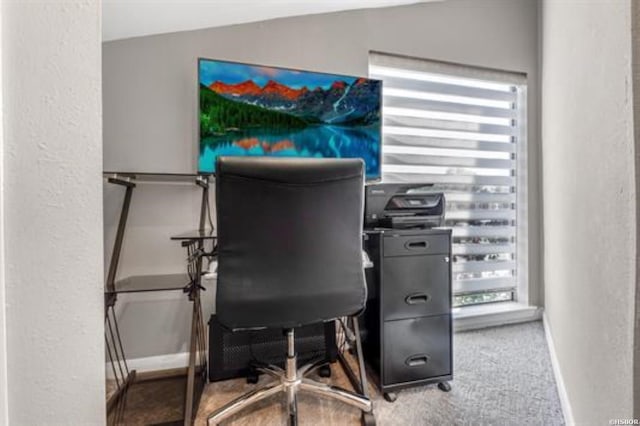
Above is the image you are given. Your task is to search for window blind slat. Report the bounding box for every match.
[446,210,515,220]
[445,192,515,203]
[453,261,516,274]
[385,145,512,160]
[383,97,518,119]
[382,164,511,178]
[383,152,515,170]
[380,171,515,186]
[452,243,516,255]
[369,59,525,87]
[383,134,516,153]
[383,88,513,111]
[452,278,516,294]
[452,227,515,238]
[378,75,517,102]
[384,115,517,136]
[408,183,513,195]
[384,125,512,143]
[383,107,513,127]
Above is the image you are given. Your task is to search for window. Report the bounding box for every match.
[370,52,528,308]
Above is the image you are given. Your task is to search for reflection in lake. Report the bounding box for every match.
[199,124,380,178]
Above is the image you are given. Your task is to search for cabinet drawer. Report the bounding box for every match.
[382,254,450,321]
[383,234,449,257]
[383,315,451,386]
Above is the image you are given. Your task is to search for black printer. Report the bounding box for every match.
[364,183,445,229]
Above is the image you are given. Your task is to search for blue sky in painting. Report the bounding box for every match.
[199,59,358,90]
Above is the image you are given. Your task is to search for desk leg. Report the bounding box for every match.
[184,291,204,425]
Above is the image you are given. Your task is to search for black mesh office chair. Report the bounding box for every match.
[208,157,374,425]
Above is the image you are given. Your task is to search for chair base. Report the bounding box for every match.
[207,328,373,425]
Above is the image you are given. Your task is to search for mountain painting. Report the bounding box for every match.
[198,58,381,178]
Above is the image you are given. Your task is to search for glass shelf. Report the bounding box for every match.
[103,171,212,184]
[170,229,217,241]
[112,273,190,293]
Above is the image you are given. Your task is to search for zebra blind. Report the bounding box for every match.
[370,53,527,307]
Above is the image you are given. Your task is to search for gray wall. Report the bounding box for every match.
[2,1,105,423]
[541,0,635,422]
[103,0,541,361]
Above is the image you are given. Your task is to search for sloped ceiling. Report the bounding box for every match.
[103,0,441,41]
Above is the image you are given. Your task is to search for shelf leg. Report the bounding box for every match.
[184,292,199,425]
[184,238,206,425]
[106,182,134,293]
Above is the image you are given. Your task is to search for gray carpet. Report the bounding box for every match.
[196,320,564,425]
[374,321,564,425]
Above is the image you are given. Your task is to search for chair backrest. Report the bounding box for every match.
[215,156,366,330]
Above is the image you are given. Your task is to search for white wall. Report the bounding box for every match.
[633,1,640,417]
[103,0,541,362]
[541,0,635,422]
[2,1,104,423]
[0,3,6,423]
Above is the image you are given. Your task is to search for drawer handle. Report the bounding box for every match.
[405,354,429,367]
[405,240,429,250]
[405,293,430,305]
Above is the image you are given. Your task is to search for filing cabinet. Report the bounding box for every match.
[361,228,452,401]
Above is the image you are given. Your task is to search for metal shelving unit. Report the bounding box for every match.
[104,172,216,425]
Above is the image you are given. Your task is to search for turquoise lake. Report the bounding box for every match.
[199,125,380,179]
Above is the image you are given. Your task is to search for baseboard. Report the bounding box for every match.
[543,312,575,426]
[106,352,189,379]
[453,302,542,331]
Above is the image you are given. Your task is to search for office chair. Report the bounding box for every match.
[208,157,374,425]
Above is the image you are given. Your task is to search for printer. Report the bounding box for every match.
[364,183,445,229]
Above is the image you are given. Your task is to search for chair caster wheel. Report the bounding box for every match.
[383,392,397,403]
[361,412,376,426]
[289,413,298,426]
[246,371,259,384]
[318,364,331,378]
[438,381,451,392]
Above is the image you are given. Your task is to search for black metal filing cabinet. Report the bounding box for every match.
[361,228,453,401]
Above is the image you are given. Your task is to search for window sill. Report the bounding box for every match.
[453,302,542,332]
